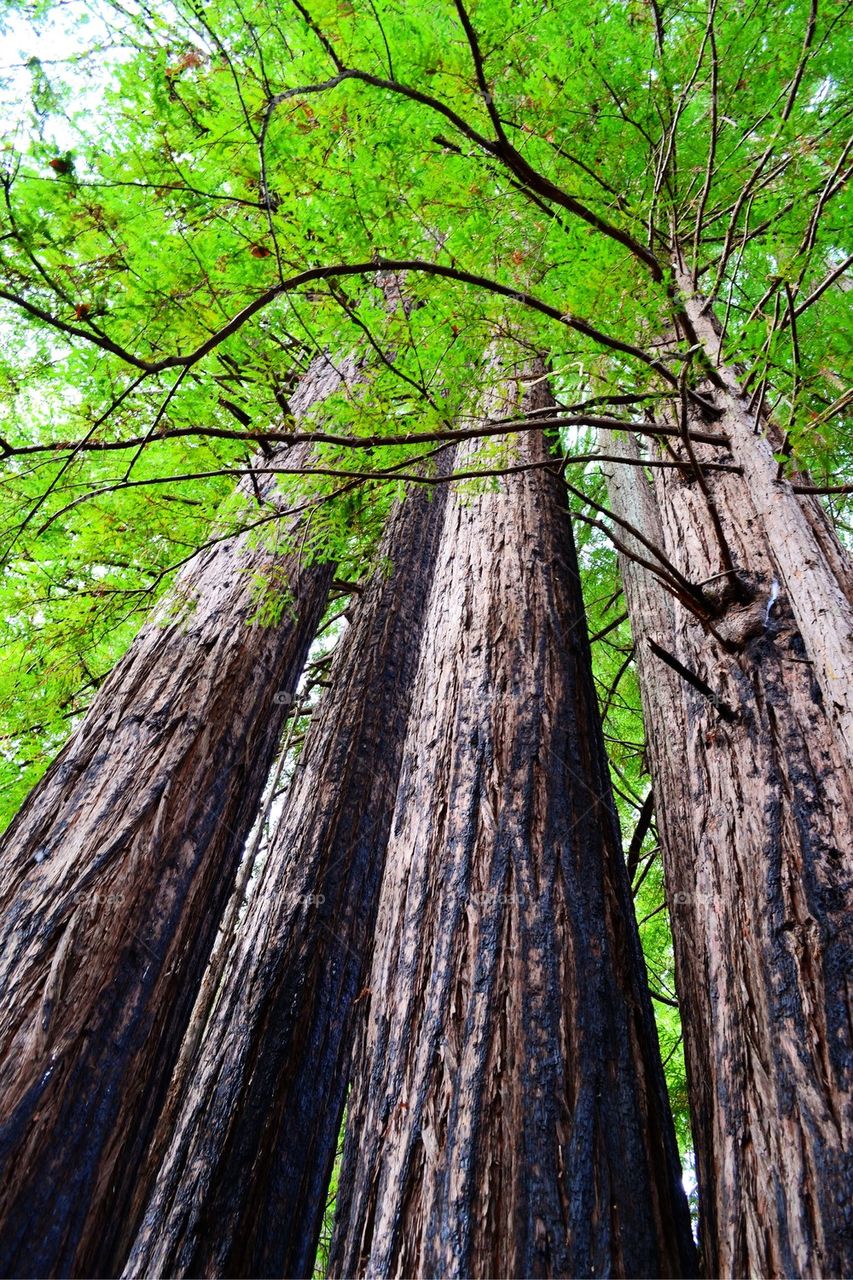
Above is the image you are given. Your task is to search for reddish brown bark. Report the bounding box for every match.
[603,387,853,1279]
[122,453,453,1280]
[0,355,355,1278]
[330,361,697,1280]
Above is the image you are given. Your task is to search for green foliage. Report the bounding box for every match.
[313,1109,346,1279]
[575,481,692,1157]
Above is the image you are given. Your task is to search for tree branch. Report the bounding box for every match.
[0,258,681,385]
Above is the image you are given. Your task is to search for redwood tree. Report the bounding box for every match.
[603,397,853,1277]
[330,362,696,1280]
[0,356,359,1278]
[122,450,453,1279]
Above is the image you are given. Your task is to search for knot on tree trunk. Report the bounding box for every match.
[708,571,783,649]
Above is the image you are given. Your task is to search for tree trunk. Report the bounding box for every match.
[123,452,453,1280]
[679,271,853,749]
[0,354,353,1278]
[329,360,697,1280]
[603,397,853,1277]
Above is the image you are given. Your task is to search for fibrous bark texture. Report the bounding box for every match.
[681,273,853,752]
[0,354,354,1278]
[603,335,853,1279]
[124,453,453,1280]
[330,361,697,1280]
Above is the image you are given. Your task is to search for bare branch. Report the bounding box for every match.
[1,412,732,461]
[789,253,853,322]
[690,5,719,282]
[708,0,820,300]
[452,0,509,145]
[0,257,681,385]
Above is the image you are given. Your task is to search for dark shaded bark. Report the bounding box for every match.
[330,360,697,1280]
[123,452,453,1279]
[603,387,853,1277]
[0,355,355,1279]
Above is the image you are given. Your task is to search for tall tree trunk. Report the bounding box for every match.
[329,360,697,1280]
[603,394,853,1277]
[0,354,353,1279]
[123,452,453,1280]
[677,269,853,748]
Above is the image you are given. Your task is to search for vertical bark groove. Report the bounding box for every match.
[331,357,696,1280]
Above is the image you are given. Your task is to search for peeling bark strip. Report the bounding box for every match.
[124,453,453,1280]
[603,427,853,1279]
[0,354,358,1279]
[330,362,696,1280]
